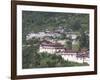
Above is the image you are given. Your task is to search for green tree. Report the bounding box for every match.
[65,36,72,49]
[71,20,81,31]
[78,29,89,49]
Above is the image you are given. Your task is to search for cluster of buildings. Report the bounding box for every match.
[26,27,77,39]
[26,27,89,64]
[26,27,79,45]
[39,40,89,64]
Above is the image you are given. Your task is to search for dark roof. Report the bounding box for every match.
[76,53,89,58]
[40,40,53,44]
[40,40,64,48]
[64,50,77,53]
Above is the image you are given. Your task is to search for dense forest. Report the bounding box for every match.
[22,11,89,69]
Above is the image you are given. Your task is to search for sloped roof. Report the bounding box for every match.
[40,40,64,48]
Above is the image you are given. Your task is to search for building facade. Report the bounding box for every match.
[39,40,89,64]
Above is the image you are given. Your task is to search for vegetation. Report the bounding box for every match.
[22,38,89,69]
[22,11,89,47]
[22,11,89,68]
[23,51,89,69]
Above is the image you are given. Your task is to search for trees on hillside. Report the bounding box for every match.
[22,11,89,68]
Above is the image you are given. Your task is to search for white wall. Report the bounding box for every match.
[0,0,99,80]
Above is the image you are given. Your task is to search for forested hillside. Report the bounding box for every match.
[22,11,89,69]
[22,11,89,44]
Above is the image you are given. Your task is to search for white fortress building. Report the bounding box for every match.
[39,40,89,64]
